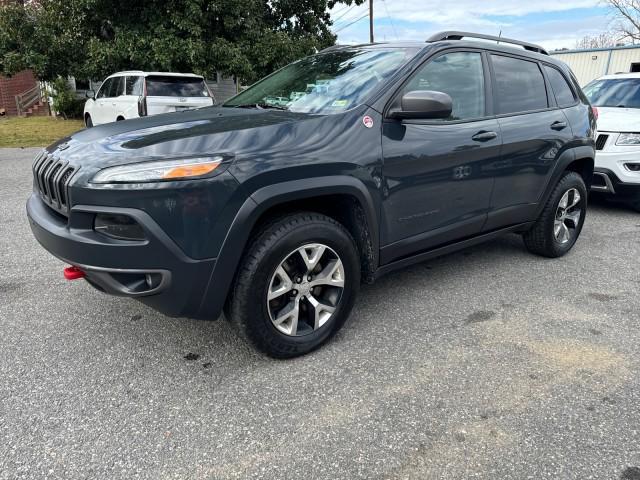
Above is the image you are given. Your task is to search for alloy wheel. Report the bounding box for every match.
[554,188,582,244]
[267,243,345,337]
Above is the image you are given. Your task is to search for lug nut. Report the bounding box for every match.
[292,290,298,295]
[307,276,312,281]
[296,277,302,283]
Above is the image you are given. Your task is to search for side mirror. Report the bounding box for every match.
[390,90,453,120]
[86,90,95,99]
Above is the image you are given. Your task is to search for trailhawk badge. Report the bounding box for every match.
[362,115,374,129]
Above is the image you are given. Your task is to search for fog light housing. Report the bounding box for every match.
[94,213,146,241]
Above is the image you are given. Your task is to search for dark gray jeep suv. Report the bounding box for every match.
[27,32,596,357]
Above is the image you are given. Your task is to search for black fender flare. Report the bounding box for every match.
[196,175,380,319]
[535,145,594,218]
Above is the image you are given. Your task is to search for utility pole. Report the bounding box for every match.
[369,0,374,43]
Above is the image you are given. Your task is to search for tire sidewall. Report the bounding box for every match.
[236,220,360,357]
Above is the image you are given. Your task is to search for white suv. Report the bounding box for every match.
[83,71,215,127]
[583,73,640,211]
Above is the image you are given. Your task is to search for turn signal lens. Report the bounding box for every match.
[162,162,220,179]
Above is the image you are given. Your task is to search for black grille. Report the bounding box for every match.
[32,151,76,215]
[596,134,609,150]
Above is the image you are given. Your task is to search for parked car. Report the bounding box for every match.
[583,73,640,211]
[27,32,596,358]
[83,71,214,127]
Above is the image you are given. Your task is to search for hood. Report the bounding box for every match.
[596,106,640,133]
[45,106,317,170]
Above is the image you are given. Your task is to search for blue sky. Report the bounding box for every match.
[331,1,614,51]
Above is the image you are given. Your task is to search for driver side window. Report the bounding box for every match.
[403,52,485,121]
[96,78,112,99]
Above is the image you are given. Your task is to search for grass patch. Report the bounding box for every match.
[0,116,84,148]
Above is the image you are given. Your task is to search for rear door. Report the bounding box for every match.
[485,54,574,230]
[144,75,214,115]
[380,50,501,263]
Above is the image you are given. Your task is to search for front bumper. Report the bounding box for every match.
[26,193,218,319]
[593,133,640,196]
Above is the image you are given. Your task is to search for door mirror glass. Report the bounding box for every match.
[85,90,95,99]
[391,90,453,119]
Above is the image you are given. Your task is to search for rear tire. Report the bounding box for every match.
[523,171,587,258]
[85,114,93,128]
[225,212,360,358]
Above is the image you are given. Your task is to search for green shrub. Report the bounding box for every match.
[51,77,84,119]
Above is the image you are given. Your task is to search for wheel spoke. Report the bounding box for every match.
[559,191,570,209]
[564,209,581,228]
[310,259,345,288]
[272,298,299,335]
[559,222,570,243]
[298,244,326,273]
[268,266,294,301]
[306,294,336,330]
[554,219,563,239]
[567,189,581,209]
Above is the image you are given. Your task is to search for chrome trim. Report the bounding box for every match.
[591,172,616,194]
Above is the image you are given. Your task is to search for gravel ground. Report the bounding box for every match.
[1,147,639,480]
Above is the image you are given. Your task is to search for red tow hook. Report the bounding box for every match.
[63,266,85,280]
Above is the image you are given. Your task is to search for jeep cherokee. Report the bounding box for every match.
[27,32,596,358]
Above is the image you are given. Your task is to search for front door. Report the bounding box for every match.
[380,50,501,264]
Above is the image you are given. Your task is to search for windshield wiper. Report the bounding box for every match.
[232,103,289,111]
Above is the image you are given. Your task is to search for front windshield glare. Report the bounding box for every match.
[583,78,640,108]
[224,47,418,114]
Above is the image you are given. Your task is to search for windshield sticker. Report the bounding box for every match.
[331,99,349,108]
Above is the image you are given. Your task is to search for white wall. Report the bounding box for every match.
[551,46,640,86]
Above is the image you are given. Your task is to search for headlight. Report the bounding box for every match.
[92,156,224,183]
[616,133,640,145]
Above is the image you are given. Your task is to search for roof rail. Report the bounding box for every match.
[426,31,549,56]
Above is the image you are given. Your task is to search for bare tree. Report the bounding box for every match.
[606,0,640,43]
[575,32,619,49]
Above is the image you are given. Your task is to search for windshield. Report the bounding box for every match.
[224,47,419,114]
[583,78,640,108]
[146,76,210,97]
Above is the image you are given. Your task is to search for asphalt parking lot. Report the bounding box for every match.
[1,147,639,480]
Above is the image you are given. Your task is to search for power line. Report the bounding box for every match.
[332,4,359,23]
[332,4,368,28]
[333,12,370,34]
[381,0,398,40]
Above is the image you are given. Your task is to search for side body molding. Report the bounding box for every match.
[196,175,380,319]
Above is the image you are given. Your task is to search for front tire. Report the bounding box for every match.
[523,171,587,258]
[84,114,93,128]
[225,212,360,358]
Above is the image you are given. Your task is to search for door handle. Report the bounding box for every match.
[551,121,567,131]
[471,131,498,142]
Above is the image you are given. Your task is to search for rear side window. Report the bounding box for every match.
[491,55,548,114]
[126,76,144,96]
[544,65,576,107]
[402,51,485,121]
[145,76,209,97]
[108,76,124,97]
